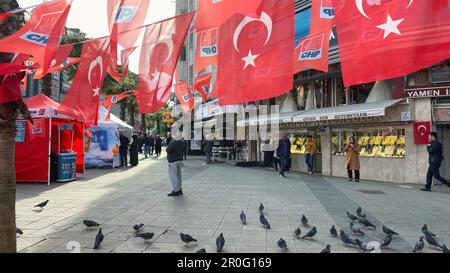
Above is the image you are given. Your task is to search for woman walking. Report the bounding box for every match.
[155,135,162,157]
[344,136,361,182]
[129,135,139,167]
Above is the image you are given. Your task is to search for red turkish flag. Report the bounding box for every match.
[135,12,195,113]
[294,31,330,73]
[0,63,37,75]
[33,44,81,79]
[0,0,72,75]
[310,0,335,33]
[333,0,450,86]
[175,82,194,113]
[60,38,111,126]
[121,46,137,78]
[193,73,213,101]
[413,121,431,145]
[194,0,264,30]
[0,74,23,104]
[194,27,219,75]
[216,0,295,106]
[108,0,150,49]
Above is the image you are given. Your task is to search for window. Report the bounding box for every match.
[332,128,406,158]
[295,8,311,46]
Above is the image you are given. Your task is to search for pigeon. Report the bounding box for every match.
[83,220,100,229]
[34,200,49,209]
[422,224,437,237]
[240,211,247,225]
[355,239,375,252]
[93,229,104,249]
[340,230,358,246]
[380,235,392,249]
[413,237,425,253]
[196,248,207,253]
[277,238,288,250]
[301,226,317,240]
[16,228,23,235]
[346,211,359,221]
[216,233,225,253]
[133,223,144,232]
[359,218,376,229]
[382,225,399,237]
[443,244,449,253]
[294,227,302,239]
[330,225,338,237]
[135,232,154,242]
[180,233,198,244]
[425,232,443,249]
[321,244,331,253]
[356,207,366,218]
[260,213,271,229]
[301,214,309,227]
[350,222,365,236]
[259,203,264,213]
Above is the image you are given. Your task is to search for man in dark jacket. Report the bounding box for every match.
[422,132,450,191]
[276,135,291,178]
[166,139,185,196]
[119,133,130,167]
[149,134,155,155]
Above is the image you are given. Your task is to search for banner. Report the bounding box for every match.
[413,121,431,145]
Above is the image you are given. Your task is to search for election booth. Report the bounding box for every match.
[85,107,133,168]
[15,94,85,185]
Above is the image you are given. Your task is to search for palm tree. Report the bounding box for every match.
[0,0,31,253]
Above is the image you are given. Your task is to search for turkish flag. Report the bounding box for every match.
[216,0,295,106]
[135,12,195,113]
[413,121,431,145]
[121,46,137,78]
[60,38,111,126]
[0,0,72,75]
[333,0,450,86]
[33,44,81,79]
[193,73,213,101]
[194,0,264,30]
[294,31,330,73]
[310,0,335,33]
[175,82,194,113]
[0,74,23,104]
[194,27,219,75]
[0,63,37,75]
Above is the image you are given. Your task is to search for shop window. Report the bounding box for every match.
[288,132,321,155]
[332,128,406,158]
[347,83,374,104]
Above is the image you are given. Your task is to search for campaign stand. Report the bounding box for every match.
[56,124,77,183]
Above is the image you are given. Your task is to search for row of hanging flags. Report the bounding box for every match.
[1,0,450,123]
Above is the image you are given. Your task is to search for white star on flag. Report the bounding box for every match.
[92,87,100,97]
[376,14,404,39]
[152,69,161,79]
[242,50,259,69]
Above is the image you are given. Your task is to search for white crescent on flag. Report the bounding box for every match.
[232,11,273,53]
[88,56,103,96]
[147,35,174,69]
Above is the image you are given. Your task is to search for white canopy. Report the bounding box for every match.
[98,107,134,137]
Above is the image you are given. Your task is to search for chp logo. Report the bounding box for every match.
[115,6,137,24]
[20,10,64,46]
[299,33,325,60]
[320,0,334,19]
[20,32,49,46]
[182,94,190,102]
[199,28,219,57]
[111,95,119,103]
[199,85,211,95]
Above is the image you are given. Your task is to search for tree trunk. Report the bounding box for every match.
[40,73,53,98]
[120,100,126,121]
[140,114,146,134]
[0,102,18,253]
[129,106,135,129]
[156,114,161,136]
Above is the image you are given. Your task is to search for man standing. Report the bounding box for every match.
[203,137,214,164]
[305,135,317,175]
[143,133,150,158]
[149,134,155,155]
[166,138,185,197]
[119,133,130,167]
[276,135,291,178]
[422,132,450,192]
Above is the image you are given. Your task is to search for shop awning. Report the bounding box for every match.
[237,111,307,126]
[292,99,405,123]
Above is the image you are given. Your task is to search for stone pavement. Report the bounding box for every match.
[15,152,450,253]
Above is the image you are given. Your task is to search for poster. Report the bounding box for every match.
[85,126,120,168]
[15,120,26,143]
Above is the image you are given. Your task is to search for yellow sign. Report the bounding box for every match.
[162,111,174,123]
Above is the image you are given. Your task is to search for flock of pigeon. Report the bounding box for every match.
[17,200,450,253]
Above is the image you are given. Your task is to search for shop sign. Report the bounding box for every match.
[405,86,450,98]
[295,110,381,122]
[162,111,174,123]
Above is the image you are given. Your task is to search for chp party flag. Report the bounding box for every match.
[136,12,195,113]
[33,44,81,79]
[333,0,450,86]
[310,0,335,33]
[193,73,213,101]
[216,0,295,106]
[101,93,131,107]
[60,38,111,126]
[294,31,330,73]
[121,46,137,78]
[174,82,194,113]
[194,27,219,74]
[194,0,264,30]
[0,74,23,104]
[0,0,72,75]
